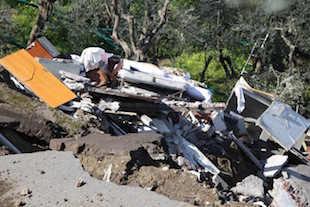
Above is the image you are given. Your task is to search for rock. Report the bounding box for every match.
[14,199,25,207]
[231,175,264,199]
[21,187,30,196]
[269,177,298,207]
[76,178,86,187]
[49,139,65,151]
[65,142,85,154]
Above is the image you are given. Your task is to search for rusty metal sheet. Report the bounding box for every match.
[0,49,77,108]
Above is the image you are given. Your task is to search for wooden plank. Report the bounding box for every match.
[0,49,77,108]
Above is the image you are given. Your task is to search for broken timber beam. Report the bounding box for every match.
[230,133,263,170]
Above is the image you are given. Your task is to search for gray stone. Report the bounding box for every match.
[231,174,264,198]
[269,178,298,207]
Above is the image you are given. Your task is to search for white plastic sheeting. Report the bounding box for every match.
[234,80,245,113]
[79,47,113,72]
[119,59,212,103]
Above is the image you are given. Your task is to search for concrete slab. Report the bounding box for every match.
[0,151,189,207]
[231,175,264,199]
[263,155,288,177]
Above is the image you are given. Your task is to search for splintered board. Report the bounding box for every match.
[0,49,77,108]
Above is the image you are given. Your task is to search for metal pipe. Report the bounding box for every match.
[0,132,22,154]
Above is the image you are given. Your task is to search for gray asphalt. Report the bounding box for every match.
[0,150,189,207]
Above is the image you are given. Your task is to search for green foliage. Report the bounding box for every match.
[170,48,247,102]
[11,4,36,46]
[171,48,247,81]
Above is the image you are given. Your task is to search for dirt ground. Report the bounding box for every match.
[0,181,16,207]
[49,133,254,206]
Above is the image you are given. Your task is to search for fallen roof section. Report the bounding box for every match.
[36,58,81,80]
[0,49,77,108]
[257,100,310,151]
[226,76,274,119]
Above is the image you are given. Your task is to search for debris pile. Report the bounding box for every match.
[1,37,310,206]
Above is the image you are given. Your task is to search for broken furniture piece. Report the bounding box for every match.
[79,47,122,87]
[0,49,77,108]
[26,36,61,59]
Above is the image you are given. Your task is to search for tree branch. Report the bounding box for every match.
[27,0,55,46]
[104,1,112,27]
[111,0,131,58]
[141,0,170,52]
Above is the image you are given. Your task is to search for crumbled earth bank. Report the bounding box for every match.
[48,133,253,207]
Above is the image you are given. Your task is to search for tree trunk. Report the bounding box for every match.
[27,0,55,46]
[278,28,296,68]
[111,0,131,58]
[200,55,212,83]
[252,58,262,74]
[216,10,235,78]
[111,0,169,61]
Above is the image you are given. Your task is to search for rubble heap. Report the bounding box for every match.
[1,37,310,207]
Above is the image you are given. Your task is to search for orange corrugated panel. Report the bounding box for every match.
[0,49,77,108]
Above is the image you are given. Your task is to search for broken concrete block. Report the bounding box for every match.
[151,118,171,134]
[211,111,226,132]
[231,175,264,199]
[282,164,310,205]
[263,155,288,178]
[269,178,298,207]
